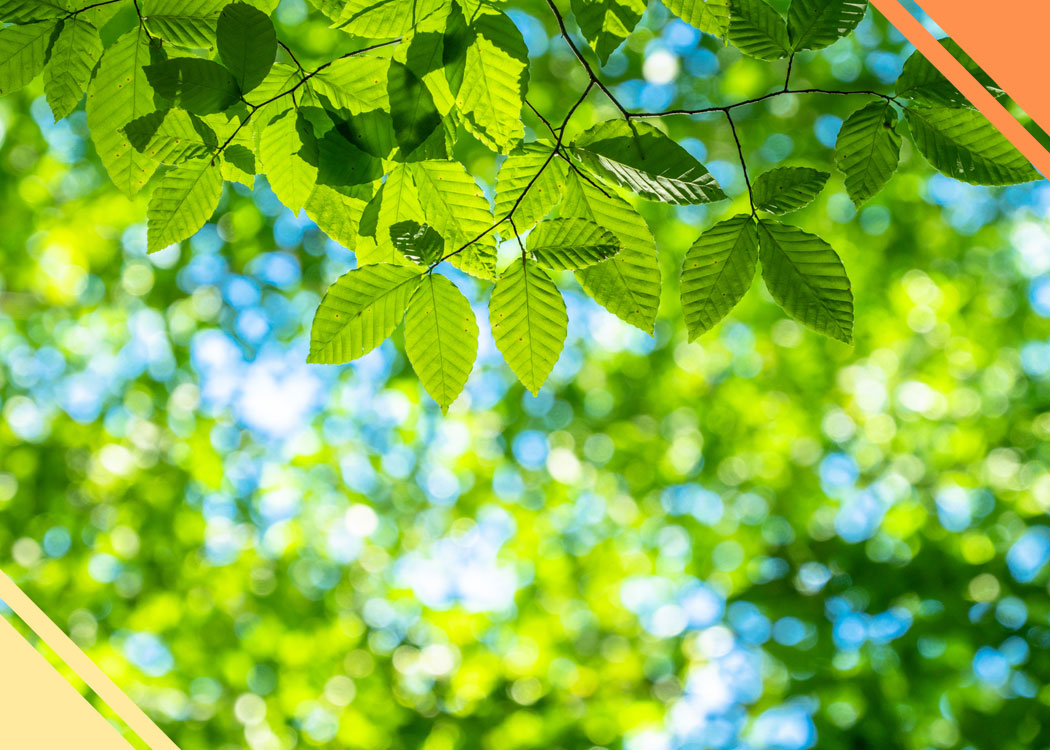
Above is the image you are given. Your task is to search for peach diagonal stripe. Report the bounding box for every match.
[868,0,1050,179]
[0,571,180,750]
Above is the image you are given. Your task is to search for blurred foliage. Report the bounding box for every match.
[2,2,1050,750]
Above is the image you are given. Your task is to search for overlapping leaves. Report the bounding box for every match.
[0,0,1041,412]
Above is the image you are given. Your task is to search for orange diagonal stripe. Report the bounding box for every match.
[869,0,1050,179]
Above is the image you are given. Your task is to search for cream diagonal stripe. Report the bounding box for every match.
[0,570,180,750]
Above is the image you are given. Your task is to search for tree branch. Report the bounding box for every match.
[725,111,755,216]
[214,39,401,158]
[543,0,630,119]
[434,81,594,268]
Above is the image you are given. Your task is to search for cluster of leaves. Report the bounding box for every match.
[0,0,1040,411]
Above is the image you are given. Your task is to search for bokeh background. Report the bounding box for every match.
[3,1,1050,748]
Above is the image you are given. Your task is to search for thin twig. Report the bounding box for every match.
[214,39,401,157]
[557,150,610,197]
[784,54,795,91]
[543,0,630,119]
[278,40,305,74]
[68,0,123,17]
[526,99,558,140]
[132,0,153,41]
[628,87,898,119]
[725,111,755,216]
[434,81,594,267]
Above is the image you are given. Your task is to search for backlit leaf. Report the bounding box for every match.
[43,17,102,119]
[787,0,867,52]
[570,0,647,65]
[752,166,829,214]
[308,264,423,364]
[904,105,1040,186]
[0,20,58,95]
[562,171,661,333]
[758,219,853,343]
[680,214,758,339]
[572,120,726,204]
[217,1,276,93]
[457,12,528,152]
[489,258,568,395]
[404,274,478,413]
[835,101,901,206]
[146,158,224,252]
[727,0,790,60]
[663,0,730,36]
[86,27,163,196]
[528,218,621,270]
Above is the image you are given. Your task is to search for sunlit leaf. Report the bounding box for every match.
[146,158,223,252]
[758,219,853,343]
[528,218,621,270]
[752,166,829,214]
[490,258,568,395]
[43,17,102,120]
[562,171,661,333]
[217,1,276,93]
[572,120,727,204]
[835,101,901,206]
[904,105,1041,186]
[680,214,758,339]
[404,274,478,413]
[308,264,423,364]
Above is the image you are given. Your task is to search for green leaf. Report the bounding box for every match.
[442,1,469,98]
[727,0,790,60]
[0,21,58,95]
[757,219,853,343]
[490,258,568,395]
[834,101,901,206]
[86,27,163,196]
[787,0,867,52]
[333,0,451,38]
[562,171,661,333]
[904,105,1040,186]
[308,264,423,364]
[217,2,276,94]
[387,60,441,158]
[528,218,621,270]
[457,12,528,152]
[358,163,426,265]
[259,106,318,213]
[404,274,478,414]
[895,38,1004,107]
[409,159,496,280]
[305,182,373,251]
[752,166,829,214]
[680,214,758,339]
[311,57,389,114]
[146,158,224,252]
[43,17,102,120]
[125,109,219,163]
[390,221,444,265]
[494,143,569,231]
[0,1,64,23]
[570,0,647,65]
[663,0,730,36]
[572,120,727,205]
[147,57,240,115]
[141,0,226,48]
